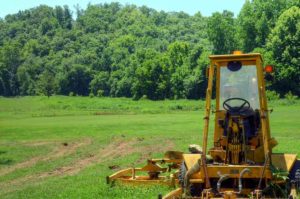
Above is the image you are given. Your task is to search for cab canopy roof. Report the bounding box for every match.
[209,53,263,63]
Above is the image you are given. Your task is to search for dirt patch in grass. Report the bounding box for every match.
[22,141,55,147]
[0,138,137,193]
[0,138,92,177]
[135,139,175,164]
[45,137,175,176]
[39,138,139,177]
[49,138,92,159]
[0,137,175,194]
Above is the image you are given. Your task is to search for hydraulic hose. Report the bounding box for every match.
[238,168,251,194]
[217,174,230,193]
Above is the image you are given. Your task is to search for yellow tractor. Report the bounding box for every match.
[107,52,300,199]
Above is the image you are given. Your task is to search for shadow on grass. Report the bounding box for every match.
[0,151,13,165]
[0,158,13,165]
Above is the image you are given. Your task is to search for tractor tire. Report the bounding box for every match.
[288,159,300,197]
[178,162,186,187]
[178,162,202,197]
[289,159,300,182]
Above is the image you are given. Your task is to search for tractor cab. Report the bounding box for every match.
[208,53,274,166]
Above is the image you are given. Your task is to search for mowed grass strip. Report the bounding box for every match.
[0,96,299,198]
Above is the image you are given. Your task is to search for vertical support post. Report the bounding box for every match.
[202,63,214,158]
[260,86,271,166]
[132,168,136,179]
[257,57,271,165]
[202,63,215,188]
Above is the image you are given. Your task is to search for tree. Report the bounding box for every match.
[0,41,21,96]
[207,10,237,54]
[267,6,300,95]
[237,0,289,52]
[90,71,110,96]
[171,65,189,99]
[17,55,43,95]
[132,50,170,100]
[36,68,57,97]
[167,41,189,70]
[64,64,93,96]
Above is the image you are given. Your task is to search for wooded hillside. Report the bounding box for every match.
[0,0,299,99]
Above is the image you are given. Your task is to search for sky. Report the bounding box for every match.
[0,0,246,18]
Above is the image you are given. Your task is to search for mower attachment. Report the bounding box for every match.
[106,151,183,186]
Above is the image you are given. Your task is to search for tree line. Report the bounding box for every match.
[0,0,299,99]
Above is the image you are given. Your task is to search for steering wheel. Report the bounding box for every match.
[223,97,250,114]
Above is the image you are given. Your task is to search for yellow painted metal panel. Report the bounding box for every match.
[271,153,297,171]
[183,154,201,170]
[209,53,262,62]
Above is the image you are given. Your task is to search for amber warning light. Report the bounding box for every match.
[232,50,243,55]
[265,65,274,73]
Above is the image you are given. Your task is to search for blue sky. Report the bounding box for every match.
[0,0,245,18]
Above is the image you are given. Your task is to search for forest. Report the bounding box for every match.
[0,0,299,100]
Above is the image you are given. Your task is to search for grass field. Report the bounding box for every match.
[0,96,299,199]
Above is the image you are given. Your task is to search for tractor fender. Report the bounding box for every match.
[182,154,202,179]
[271,153,297,172]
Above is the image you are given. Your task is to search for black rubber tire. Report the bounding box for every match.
[288,159,300,198]
[289,159,300,181]
[288,195,295,199]
[178,162,186,187]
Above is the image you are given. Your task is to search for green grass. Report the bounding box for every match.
[0,96,299,198]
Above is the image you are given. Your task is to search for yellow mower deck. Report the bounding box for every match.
[107,154,182,186]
